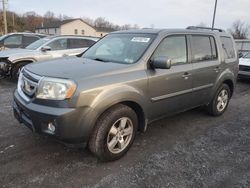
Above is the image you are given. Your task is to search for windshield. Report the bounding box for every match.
[26,38,50,50]
[82,33,156,64]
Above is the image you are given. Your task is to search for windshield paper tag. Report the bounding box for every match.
[131,37,150,43]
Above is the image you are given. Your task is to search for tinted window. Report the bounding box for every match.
[192,35,217,62]
[152,35,187,65]
[69,39,94,48]
[23,36,39,47]
[47,39,68,50]
[220,37,235,59]
[4,35,22,46]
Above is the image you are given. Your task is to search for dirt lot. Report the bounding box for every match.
[0,78,250,188]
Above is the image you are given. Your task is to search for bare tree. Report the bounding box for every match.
[229,20,249,39]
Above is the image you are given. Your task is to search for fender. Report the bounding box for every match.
[209,67,236,101]
[77,84,149,121]
[11,58,37,64]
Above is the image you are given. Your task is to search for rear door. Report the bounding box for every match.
[190,35,220,106]
[147,35,193,119]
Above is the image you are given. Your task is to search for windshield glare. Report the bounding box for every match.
[26,38,50,50]
[82,33,156,64]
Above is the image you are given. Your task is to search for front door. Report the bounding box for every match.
[147,35,193,119]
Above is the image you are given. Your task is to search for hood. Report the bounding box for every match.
[239,58,250,66]
[25,57,130,81]
[0,48,35,58]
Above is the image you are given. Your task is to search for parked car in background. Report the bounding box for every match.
[13,27,238,161]
[0,35,99,79]
[239,52,250,79]
[0,32,46,50]
[235,39,250,58]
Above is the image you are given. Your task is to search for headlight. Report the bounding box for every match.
[36,77,77,100]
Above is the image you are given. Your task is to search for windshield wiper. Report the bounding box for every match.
[90,58,109,62]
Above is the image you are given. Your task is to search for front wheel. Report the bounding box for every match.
[207,84,231,116]
[88,104,138,161]
[11,62,29,80]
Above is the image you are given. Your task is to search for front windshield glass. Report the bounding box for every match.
[82,33,156,64]
[26,38,50,50]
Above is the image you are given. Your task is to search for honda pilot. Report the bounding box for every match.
[13,27,238,161]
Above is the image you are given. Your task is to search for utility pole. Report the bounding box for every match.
[2,0,8,34]
[12,12,14,28]
[212,0,218,30]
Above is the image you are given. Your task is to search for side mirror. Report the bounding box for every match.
[151,56,172,69]
[41,46,51,52]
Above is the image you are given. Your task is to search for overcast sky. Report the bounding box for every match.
[7,0,250,29]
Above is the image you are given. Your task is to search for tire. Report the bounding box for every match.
[207,84,231,116]
[11,62,29,80]
[88,104,138,161]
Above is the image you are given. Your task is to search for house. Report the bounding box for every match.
[35,18,116,37]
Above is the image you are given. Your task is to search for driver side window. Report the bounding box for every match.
[47,39,68,51]
[152,35,187,65]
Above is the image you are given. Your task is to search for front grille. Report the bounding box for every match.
[239,65,250,72]
[18,68,42,101]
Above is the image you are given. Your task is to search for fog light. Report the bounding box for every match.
[48,123,55,133]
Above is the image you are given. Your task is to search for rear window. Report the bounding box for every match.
[220,37,236,59]
[192,35,218,62]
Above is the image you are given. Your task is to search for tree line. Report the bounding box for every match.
[0,10,249,39]
[0,10,139,34]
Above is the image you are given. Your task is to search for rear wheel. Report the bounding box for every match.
[207,84,231,116]
[11,62,29,80]
[88,104,138,161]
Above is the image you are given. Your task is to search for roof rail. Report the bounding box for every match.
[186,26,225,32]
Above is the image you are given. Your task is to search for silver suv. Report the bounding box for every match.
[13,27,238,161]
[0,35,98,79]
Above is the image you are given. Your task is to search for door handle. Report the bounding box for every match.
[182,72,192,79]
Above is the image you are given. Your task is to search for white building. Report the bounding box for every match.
[35,18,115,37]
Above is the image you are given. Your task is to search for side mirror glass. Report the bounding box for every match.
[151,56,172,69]
[41,46,51,52]
[238,52,243,58]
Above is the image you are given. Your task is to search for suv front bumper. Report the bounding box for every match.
[13,90,97,143]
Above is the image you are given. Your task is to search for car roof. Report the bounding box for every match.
[42,35,99,41]
[112,28,232,37]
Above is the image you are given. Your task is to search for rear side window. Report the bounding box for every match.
[69,39,95,48]
[192,35,218,62]
[220,37,236,59]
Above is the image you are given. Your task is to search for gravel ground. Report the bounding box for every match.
[0,78,250,188]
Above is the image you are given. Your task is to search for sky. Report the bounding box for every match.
[7,0,250,30]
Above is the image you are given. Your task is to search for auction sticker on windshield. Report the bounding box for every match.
[131,37,150,43]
